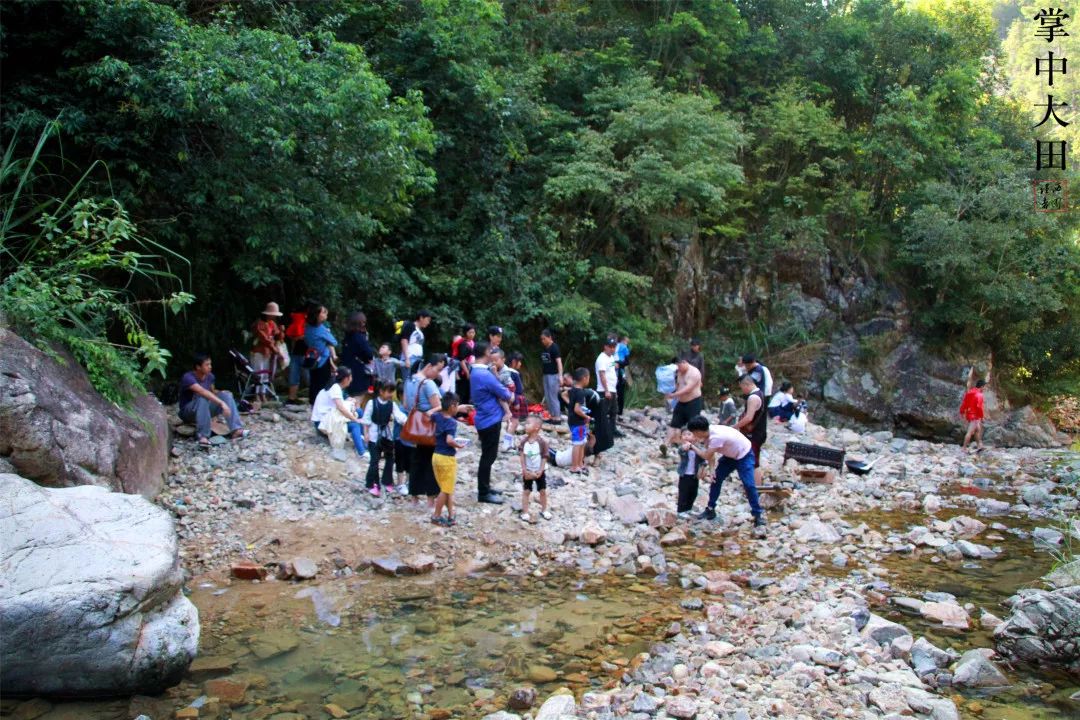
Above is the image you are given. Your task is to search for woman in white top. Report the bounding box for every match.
[767,381,799,421]
[311,367,367,456]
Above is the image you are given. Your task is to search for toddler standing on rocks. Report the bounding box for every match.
[518,415,552,523]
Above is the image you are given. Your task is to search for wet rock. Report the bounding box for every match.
[483,713,522,720]
[534,693,576,720]
[527,665,558,683]
[0,473,198,696]
[204,678,248,707]
[664,695,698,719]
[862,613,912,645]
[250,630,299,660]
[370,557,406,576]
[920,602,970,629]
[507,686,537,710]
[403,554,436,575]
[976,498,1012,516]
[323,704,349,719]
[947,515,986,537]
[680,597,703,611]
[994,586,1080,672]
[660,528,687,547]
[911,637,953,677]
[1044,560,1080,589]
[952,649,1010,688]
[231,561,268,581]
[1032,527,1064,548]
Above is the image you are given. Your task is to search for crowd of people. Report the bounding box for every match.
[178,301,819,534]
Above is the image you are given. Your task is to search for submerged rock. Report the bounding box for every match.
[0,473,199,695]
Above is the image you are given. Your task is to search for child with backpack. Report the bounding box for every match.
[361,381,408,496]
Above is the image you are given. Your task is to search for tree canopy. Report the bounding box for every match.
[2,0,1077,395]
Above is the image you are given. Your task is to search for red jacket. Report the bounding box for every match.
[959,388,984,421]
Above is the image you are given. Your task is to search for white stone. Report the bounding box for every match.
[0,473,199,695]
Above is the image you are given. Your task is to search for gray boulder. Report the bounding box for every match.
[0,473,199,695]
[985,406,1069,448]
[952,650,1009,688]
[994,586,1080,673]
[0,329,169,496]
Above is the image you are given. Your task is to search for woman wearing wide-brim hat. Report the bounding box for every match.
[251,301,285,405]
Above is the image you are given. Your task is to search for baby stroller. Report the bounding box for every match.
[228,349,278,404]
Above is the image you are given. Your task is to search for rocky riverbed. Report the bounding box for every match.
[8,405,1078,720]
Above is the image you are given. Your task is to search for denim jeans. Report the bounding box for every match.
[706,451,762,518]
[180,391,243,440]
[542,374,562,421]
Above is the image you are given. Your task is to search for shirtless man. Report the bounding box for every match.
[665,354,703,447]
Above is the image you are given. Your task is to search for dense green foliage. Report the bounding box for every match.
[0,123,193,404]
[2,0,1078,394]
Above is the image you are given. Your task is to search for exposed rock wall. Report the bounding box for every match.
[0,328,168,496]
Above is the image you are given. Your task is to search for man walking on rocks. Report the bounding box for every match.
[539,329,563,424]
[685,416,766,536]
[734,373,767,484]
[665,354,703,449]
[593,338,619,456]
[470,342,512,504]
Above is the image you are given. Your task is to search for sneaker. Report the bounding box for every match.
[368,486,381,497]
[698,507,716,521]
[431,515,448,526]
[752,516,767,537]
[540,510,553,520]
[519,512,533,523]
[397,484,409,496]
[446,515,457,527]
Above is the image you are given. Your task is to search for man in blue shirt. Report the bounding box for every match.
[469,342,512,504]
[615,334,631,419]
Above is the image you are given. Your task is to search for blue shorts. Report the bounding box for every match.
[570,424,588,446]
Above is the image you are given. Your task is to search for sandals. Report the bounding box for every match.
[229,429,248,440]
[197,437,211,450]
[430,516,448,526]
[447,515,457,527]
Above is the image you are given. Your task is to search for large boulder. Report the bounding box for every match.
[0,329,168,496]
[814,331,1065,447]
[0,473,199,696]
[994,586,1080,673]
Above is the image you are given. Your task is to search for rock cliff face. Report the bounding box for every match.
[0,473,199,696]
[0,328,169,496]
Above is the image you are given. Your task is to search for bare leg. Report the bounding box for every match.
[446,495,455,521]
[538,489,548,512]
[521,489,530,516]
[962,422,976,449]
[433,493,447,518]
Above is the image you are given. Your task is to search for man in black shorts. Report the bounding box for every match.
[665,354,703,447]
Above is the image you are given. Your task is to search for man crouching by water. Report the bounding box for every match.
[683,415,767,537]
[179,353,246,448]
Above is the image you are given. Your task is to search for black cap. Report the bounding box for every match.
[603,337,617,347]
[741,353,756,363]
[690,337,701,345]
[488,325,503,336]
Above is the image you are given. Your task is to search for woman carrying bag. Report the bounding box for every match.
[400,354,447,507]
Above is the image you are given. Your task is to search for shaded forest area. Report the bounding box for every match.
[2,0,1079,399]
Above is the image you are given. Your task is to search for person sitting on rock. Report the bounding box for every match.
[767,381,800,421]
[179,353,246,448]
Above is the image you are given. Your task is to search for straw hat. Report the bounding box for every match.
[262,301,283,317]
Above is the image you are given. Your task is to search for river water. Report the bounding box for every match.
[11,464,1078,720]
